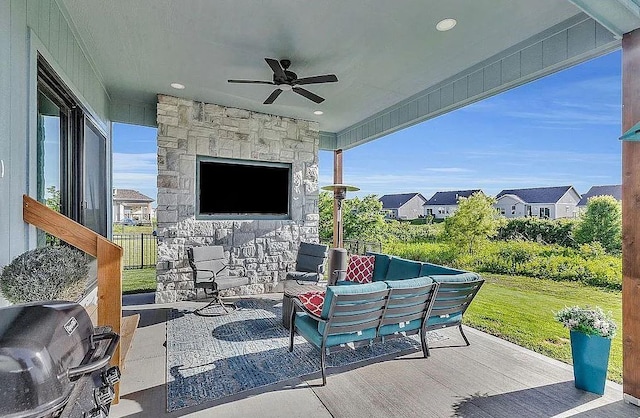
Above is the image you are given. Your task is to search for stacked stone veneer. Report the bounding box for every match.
[155,95,320,303]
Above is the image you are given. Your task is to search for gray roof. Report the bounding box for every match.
[577,185,621,206]
[424,189,482,206]
[379,193,426,209]
[112,188,154,202]
[495,186,575,204]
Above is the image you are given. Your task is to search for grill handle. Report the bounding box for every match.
[67,331,120,379]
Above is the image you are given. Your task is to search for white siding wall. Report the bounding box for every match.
[397,195,427,220]
[555,189,580,218]
[494,196,525,218]
[425,204,459,219]
[0,0,111,291]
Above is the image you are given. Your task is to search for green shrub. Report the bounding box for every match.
[573,195,622,254]
[384,221,443,243]
[0,246,89,304]
[381,240,621,291]
[496,217,578,247]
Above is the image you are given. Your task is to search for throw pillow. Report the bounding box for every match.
[345,255,375,284]
[297,291,325,317]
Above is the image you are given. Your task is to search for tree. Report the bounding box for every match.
[443,192,501,254]
[45,185,61,212]
[573,195,621,254]
[318,191,334,243]
[318,191,387,243]
[342,194,387,241]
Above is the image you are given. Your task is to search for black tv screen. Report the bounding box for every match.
[197,157,291,218]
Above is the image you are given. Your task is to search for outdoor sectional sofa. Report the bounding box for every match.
[288,252,485,385]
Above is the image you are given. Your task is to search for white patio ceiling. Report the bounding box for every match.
[58,0,639,150]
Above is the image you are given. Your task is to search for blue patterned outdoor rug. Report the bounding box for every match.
[166,298,448,411]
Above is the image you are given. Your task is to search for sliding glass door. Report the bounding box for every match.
[36,54,108,241]
[83,119,107,237]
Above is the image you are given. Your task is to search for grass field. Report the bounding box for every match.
[465,273,622,383]
[112,230,157,269]
[122,268,156,294]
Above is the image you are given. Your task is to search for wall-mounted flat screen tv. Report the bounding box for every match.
[196,156,291,219]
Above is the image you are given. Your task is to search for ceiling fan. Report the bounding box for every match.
[228,58,338,104]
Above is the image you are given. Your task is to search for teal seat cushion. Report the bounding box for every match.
[430,272,479,283]
[319,282,388,334]
[379,276,435,336]
[367,252,392,282]
[295,312,377,347]
[427,312,463,327]
[385,257,422,281]
[419,262,465,277]
[379,318,422,336]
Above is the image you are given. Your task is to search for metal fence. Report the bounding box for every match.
[111,235,379,270]
[321,240,383,255]
[112,233,158,269]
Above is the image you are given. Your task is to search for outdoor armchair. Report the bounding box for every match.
[285,241,329,284]
[186,245,249,316]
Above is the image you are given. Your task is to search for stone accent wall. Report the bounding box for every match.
[154,95,321,303]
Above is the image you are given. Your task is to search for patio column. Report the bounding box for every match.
[622,27,640,404]
[332,149,343,248]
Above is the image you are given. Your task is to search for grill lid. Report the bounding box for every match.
[0,300,95,418]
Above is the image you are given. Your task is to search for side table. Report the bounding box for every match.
[282,282,324,330]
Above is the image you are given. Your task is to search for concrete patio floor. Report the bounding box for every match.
[110,293,639,418]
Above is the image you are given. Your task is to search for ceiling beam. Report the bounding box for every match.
[570,0,640,37]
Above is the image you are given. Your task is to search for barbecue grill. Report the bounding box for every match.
[0,300,121,418]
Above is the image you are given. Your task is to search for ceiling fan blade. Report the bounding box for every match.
[265,58,286,79]
[293,74,338,85]
[293,87,325,104]
[264,89,283,104]
[228,79,275,85]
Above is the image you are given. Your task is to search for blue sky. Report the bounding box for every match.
[113,49,622,204]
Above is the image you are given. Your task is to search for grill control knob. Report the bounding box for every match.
[102,366,121,386]
[94,386,115,408]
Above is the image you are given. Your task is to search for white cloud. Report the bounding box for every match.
[112,153,157,200]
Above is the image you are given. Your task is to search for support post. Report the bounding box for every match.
[332,149,343,248]
[622,28,640,403]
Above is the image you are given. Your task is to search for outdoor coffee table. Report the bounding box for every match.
[282,282,324,330]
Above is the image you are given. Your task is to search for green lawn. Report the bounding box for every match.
[465,274,622,383]
[122,268,156,294]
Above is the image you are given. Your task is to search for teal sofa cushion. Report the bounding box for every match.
[419,262,465,277]
[295,313,377,348]
[334,280,362,286]
[379,318,422,336]
[318,282,388,334]
[367,252,392,282]
[430,272,479,283]
[427,312,463,328]
[378,276,435,336]
[385,257,422,281]
[384,276,433,289]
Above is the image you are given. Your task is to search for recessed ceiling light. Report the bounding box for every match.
[313,110,324,115]
[436,18,457,32]
[170,82,185,90]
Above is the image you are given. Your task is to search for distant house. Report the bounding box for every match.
[577,185,621,210]
[379,193,428,220]
[423,189,482,220]
[112,189,155,223]
[494,185,581,219]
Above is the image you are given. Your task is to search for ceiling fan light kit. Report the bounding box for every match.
[228,58,338,105]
